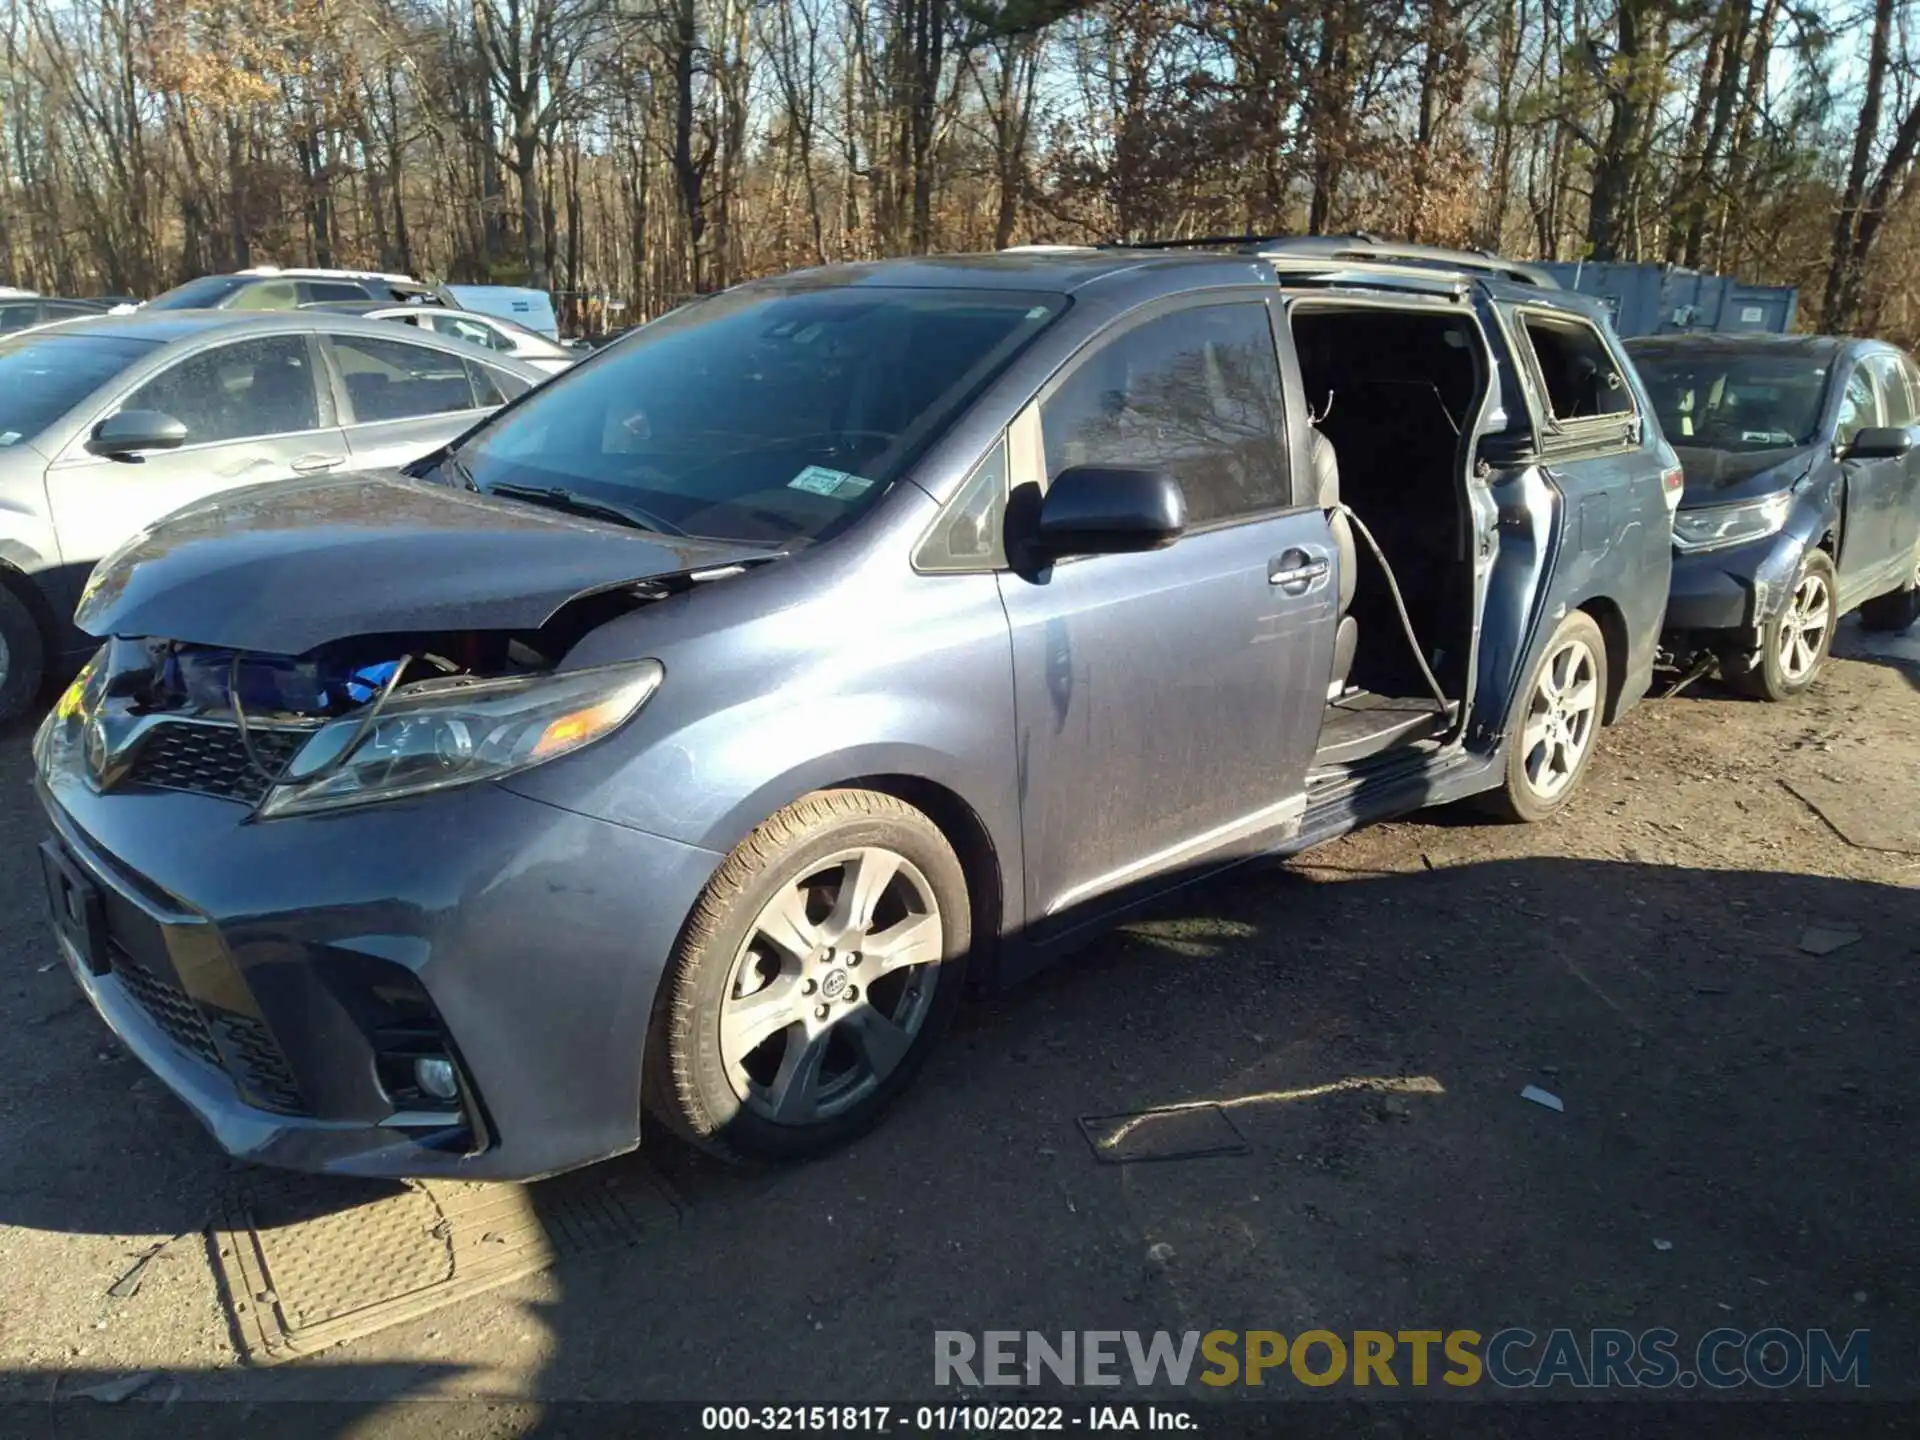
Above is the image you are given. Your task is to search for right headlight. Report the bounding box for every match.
[1671,492,1793,554]
[259,659,663,818]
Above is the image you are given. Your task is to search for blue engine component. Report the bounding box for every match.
[167,648,408,716]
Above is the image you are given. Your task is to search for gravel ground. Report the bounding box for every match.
[0,623,1915,1425]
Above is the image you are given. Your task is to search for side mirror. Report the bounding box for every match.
[1841,425,1914,462]
[90,410,188,459]
[1034,466,1186,559]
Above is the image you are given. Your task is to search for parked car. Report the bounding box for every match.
[1629,333,1920,699]
[0,296,109,332]
[0,310,542,716]
[309,302,577,373]
[444,284,561,340]
[138,267,449,313]
[34,240,1676,1179]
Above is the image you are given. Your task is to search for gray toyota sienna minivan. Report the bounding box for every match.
[35,240,1677,1178]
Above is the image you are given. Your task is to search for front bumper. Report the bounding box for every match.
[1662,530,1805,638]
[36,771,721,1179]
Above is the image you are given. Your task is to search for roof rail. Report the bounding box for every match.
[1256,235,1558,287]
[1098,235,1289,252]
[1099,232,1557,287]
[236,265,423,284]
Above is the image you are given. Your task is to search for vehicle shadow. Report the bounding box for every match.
[8,848,1915,1415]
[1832,616,1920,692]
[540,850,1920,1406]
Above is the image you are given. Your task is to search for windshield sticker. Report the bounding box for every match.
[0,431,19,447]
[788,465,874,500]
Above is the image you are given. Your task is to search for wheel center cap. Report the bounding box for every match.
[820,969,849,1001]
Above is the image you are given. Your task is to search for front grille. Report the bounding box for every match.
[124,722,309,805]
[111,946,222,1068]
[108,941,310,1114]
[213,1013,309,1115]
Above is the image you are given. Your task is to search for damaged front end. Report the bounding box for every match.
[37,628,663,819]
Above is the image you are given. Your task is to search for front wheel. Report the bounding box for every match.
[0,583,46,724]
[1726,548,1836,701]
[645,789,971,1163]
[1481,609,1608,823]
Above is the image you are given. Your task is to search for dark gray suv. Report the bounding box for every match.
[34,239,1677,1178]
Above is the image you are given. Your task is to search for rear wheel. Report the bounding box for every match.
[1482,609,1607,824]
[645,789,970,1163]
[1858,550,1920,633]
[0,584,46,725]
[1727,548,1836,701]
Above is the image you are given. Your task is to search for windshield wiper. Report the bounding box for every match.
[486,482,686,537]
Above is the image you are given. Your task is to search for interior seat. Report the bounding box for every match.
[1309,424,1358,695]
[243,358,318,433]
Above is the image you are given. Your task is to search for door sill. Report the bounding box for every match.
[1311,690,1456,768]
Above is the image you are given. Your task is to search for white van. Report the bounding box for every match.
[444,285,560,341]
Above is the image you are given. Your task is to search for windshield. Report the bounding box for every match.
[0,332,156,447]
[145,275,251,310]
[456,285,1064,545]
[1633,351,1830,451]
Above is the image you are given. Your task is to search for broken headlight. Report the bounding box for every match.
[259,660,664,818]
[1671,492,1792,553]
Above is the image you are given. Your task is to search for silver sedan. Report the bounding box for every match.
[318,303,581,374]
[0,309,545,716]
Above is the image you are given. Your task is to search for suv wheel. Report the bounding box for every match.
[1859,551,1920,633]
[645,789,971,1163]
[1727,548,1836,701]
[1482,609,1607,823]
[0,584,46,724]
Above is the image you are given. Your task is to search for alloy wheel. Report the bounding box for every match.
[1776,569,1833,683]
[1520,635,1600,802]
[719,846,944,1126]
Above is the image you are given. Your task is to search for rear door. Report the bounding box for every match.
[1502,305,1670,694]
[995,296,1336,932]
[322,331,529,471]
[46,332,343,569]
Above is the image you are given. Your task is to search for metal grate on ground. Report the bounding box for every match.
[208,1162,683,1363]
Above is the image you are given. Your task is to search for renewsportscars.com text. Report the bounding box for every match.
[934,1328,1868,1391]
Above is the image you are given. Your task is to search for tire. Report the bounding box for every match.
[1480,609,1608,824]
[0,582,46,725]
[1725,548,1836,701]
[644,788,971,1163]
[1858,551,1920,633]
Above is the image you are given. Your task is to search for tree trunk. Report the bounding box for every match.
[1586,0,1647,261]
[1824,0,1894,327]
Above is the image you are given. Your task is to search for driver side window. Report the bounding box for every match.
[1037,302,1291,529]
[1836,367,1879,447]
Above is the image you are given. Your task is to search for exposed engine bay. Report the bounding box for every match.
[121,631,547,723]
[52,582,680,820]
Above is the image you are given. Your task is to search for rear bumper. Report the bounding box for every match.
[36,773,722,1179]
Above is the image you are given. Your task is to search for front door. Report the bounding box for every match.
[996,298,1336,931]
[46,333,344,574]
[1833,360,1907,599]
[1857,354,1920,593]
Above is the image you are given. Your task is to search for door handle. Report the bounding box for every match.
[291,454,344,474]
[1269,551,1330,590]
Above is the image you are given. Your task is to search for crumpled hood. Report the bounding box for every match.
[1673,443,1817,508]
[76,471,779,654]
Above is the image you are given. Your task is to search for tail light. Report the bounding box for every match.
[1660,465,1685,513]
